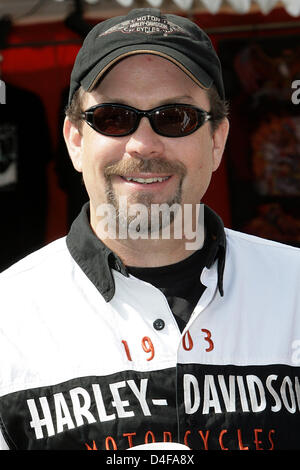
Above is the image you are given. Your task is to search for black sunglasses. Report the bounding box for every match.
[80,103,212,138]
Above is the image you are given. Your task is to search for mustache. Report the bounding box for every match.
[103,157,187,178]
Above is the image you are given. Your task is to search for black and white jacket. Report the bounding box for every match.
[0,204,300,450]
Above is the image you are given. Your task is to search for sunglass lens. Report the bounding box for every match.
[93,106,136,136]
[153,106,199,137]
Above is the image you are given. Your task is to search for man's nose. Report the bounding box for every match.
[125,117,165,159]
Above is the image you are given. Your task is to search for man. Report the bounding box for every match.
[0,8,300,451]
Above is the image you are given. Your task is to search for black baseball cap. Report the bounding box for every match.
[68,8,225,105]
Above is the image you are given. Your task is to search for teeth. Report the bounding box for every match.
[124,176,169,184]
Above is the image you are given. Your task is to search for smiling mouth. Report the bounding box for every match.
[120,176,171,184]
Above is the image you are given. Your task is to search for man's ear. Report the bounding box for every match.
[211,117,230,172]
[63,117,83,172]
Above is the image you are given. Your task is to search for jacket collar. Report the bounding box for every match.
[66,202,226,301]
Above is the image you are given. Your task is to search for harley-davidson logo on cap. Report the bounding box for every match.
[98,15,188,37]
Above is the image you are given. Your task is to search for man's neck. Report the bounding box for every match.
[96,236,201,267]
[90,200,205,267]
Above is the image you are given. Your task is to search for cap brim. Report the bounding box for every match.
[81,44,213,93]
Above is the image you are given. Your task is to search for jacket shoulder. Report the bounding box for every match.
[224,228,300,269]
[0,237,69,283]
[225,227,300,252]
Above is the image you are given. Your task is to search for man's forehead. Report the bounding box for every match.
[79,53,210,110]
[89,92,199,106]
